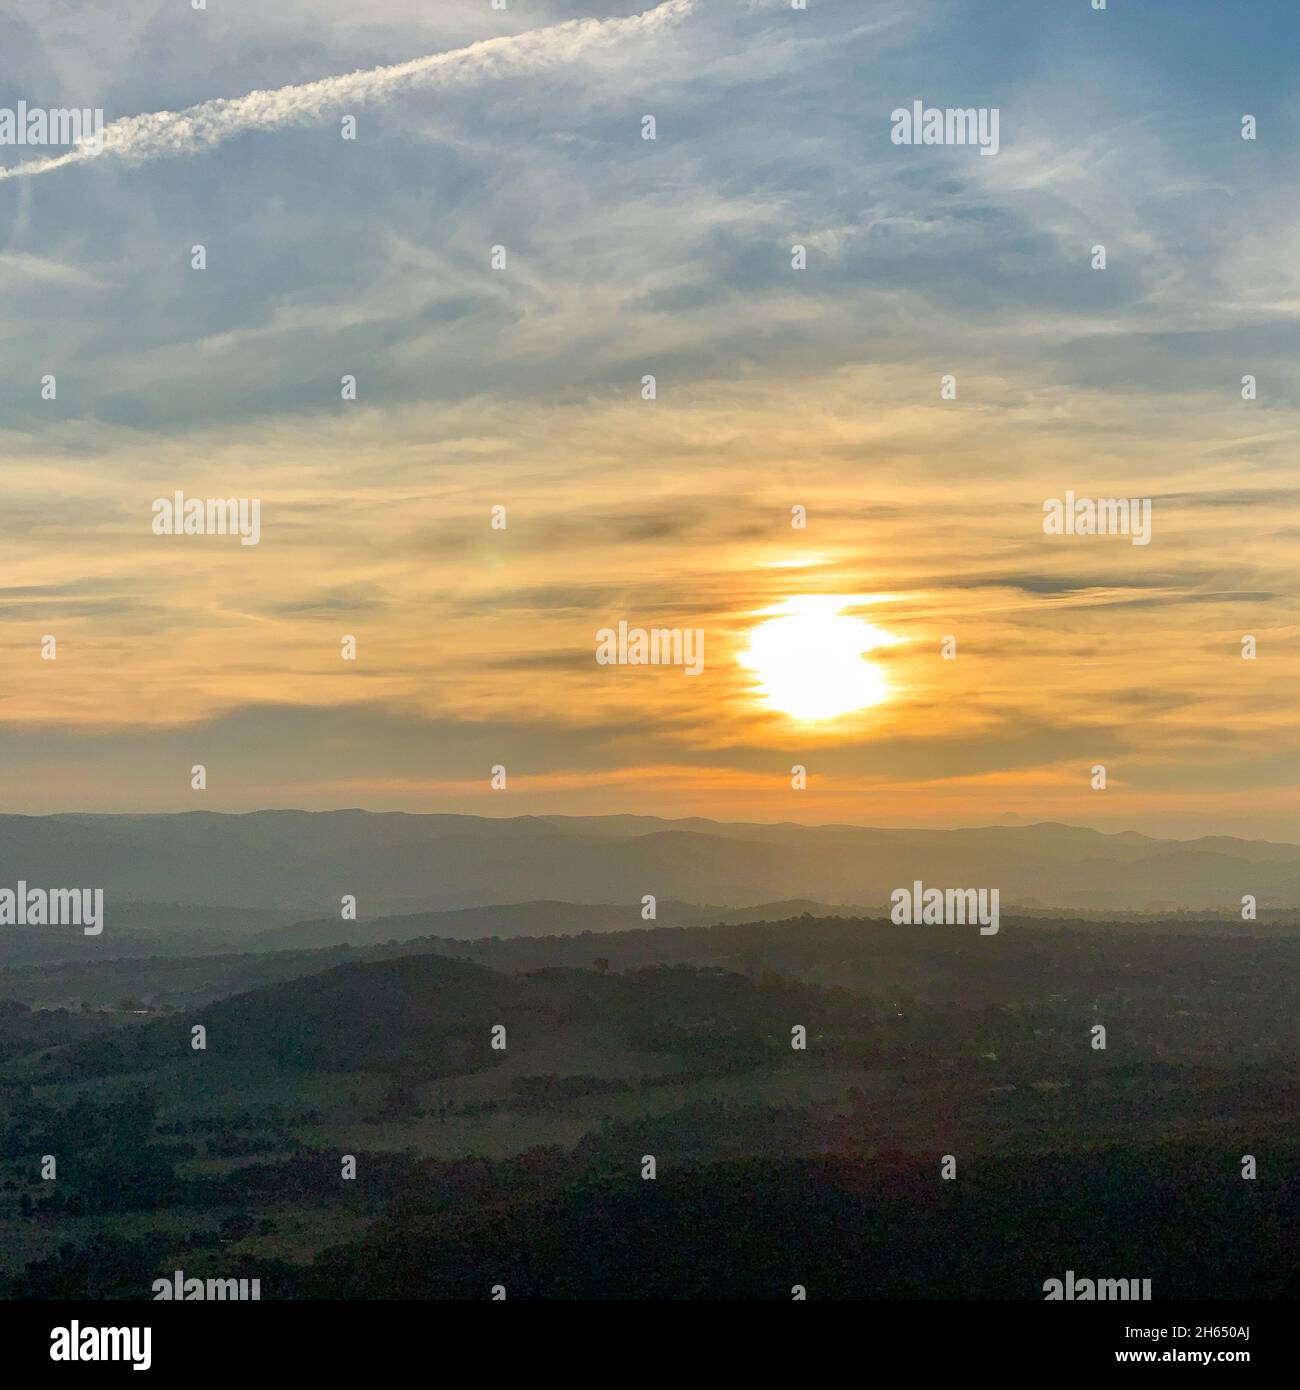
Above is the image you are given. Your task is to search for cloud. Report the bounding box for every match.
[0,0,695,183]
[1,0,1298,838]
[0,250,110,289]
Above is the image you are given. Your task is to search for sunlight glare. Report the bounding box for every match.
[741,596,896,722]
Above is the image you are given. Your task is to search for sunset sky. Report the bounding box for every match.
[1,0,1297,838]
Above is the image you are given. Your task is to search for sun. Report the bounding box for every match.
[740,596,896,722]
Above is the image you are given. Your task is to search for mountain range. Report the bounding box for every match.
[1,812,1297,926]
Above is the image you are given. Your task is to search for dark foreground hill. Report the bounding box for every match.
[9,1146,1296,1300]
[39,951,870,1082]
[292,1145,1299,1300]
[3,909,1297,1303]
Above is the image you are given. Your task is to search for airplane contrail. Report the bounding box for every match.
[0,0,695,183]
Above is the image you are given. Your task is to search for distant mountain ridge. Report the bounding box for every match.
[247,897,857,951]
[1,811,1297,919]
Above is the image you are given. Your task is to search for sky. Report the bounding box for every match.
[0,0,1297,839]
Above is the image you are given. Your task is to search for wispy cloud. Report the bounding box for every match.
[0,0,695,182]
